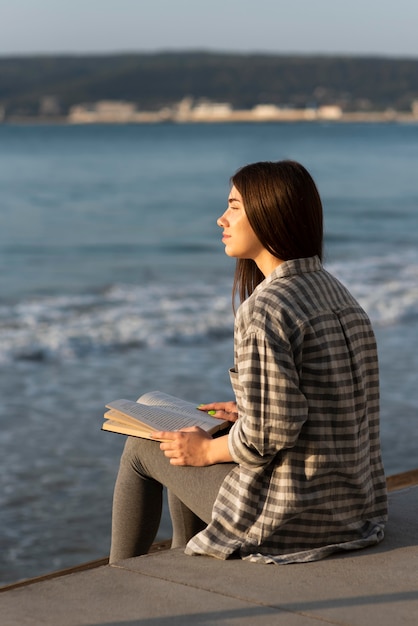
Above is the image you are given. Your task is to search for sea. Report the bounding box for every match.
[1,121,417,585]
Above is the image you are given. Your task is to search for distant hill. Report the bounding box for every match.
[1,51,418,118]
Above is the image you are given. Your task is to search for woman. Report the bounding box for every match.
[110,160,387,564]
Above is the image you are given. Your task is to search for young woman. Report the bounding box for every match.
[110,160,387,564]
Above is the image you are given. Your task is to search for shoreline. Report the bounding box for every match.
[2,112,418,126]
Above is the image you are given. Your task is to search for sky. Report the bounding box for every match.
[0,0,417,58]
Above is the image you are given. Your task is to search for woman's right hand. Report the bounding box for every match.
[198,401,238,423]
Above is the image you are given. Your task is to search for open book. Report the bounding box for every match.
[102,390,229,441]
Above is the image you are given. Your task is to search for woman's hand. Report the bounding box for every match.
[198,401,238,423]
[152,427,233,466]
[152,427,213,466]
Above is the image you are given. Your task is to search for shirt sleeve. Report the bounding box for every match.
[228,326,309,468]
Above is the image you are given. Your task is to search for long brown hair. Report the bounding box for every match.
[231,160,323,307]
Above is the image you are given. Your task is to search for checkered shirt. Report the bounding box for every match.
[186,256,388,563]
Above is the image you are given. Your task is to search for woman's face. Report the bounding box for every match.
[217,185,265,262]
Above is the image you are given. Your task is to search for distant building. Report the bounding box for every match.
[69,101,137,123]
[190,101,233,120]
[252,104,285,120]
[68,101,173,123]
[173,98,233,122]
[252,104,317,121]
[316,105,343,120]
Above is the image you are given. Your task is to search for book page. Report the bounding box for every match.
[137,391,226,427]
[138,391,202,416]
[105,395,228,433]
[102,420,174,441]
[104,409,143,427]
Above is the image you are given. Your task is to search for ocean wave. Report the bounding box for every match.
[327,249,418,326]
[0,252,417,364]
[0,283,233,364]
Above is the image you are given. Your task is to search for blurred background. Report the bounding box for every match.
[1,0,418,586]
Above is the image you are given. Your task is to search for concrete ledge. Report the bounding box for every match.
[1,485,417,625]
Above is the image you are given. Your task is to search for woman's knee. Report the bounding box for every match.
[120,436,162,476]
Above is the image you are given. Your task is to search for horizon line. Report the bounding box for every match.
[1,48,418,61]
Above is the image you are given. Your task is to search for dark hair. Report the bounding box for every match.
[231,160,323,306]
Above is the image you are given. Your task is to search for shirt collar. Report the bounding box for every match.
[258,256,322,290]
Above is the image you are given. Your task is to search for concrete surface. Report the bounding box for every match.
[1,485,417,625]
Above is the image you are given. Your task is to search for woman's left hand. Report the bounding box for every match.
[198,401,238,423]
[153,427,213,466]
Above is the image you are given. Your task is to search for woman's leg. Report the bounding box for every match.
[110,435,234,563]
[109,439,163,562]
[167,490,206,548]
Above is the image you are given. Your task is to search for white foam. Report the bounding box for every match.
[326,249,418,326]
[1,250,417,364]
[0,282,233,363]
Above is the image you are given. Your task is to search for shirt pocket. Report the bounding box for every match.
[229,367,243,399]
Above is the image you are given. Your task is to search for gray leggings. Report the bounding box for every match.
[109,435,235,563]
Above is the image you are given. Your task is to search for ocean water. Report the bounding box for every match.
[1,122,417,585]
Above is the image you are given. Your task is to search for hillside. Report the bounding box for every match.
[1,51,418,118]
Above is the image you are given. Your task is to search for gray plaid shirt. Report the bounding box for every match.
[186,256,387,563]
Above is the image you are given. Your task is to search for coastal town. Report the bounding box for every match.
[2,96,417,125]
[3,53,418,125]
[66,96,418,124]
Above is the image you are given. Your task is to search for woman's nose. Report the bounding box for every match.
[217,212,227,227]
